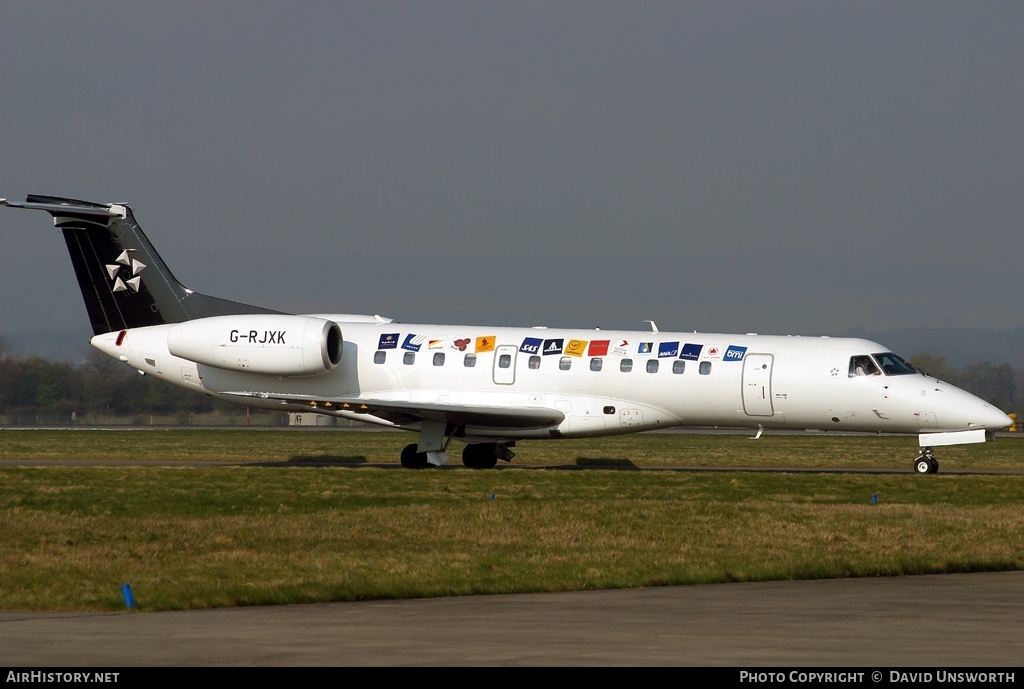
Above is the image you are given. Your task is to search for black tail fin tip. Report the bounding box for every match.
[3,195,280,336]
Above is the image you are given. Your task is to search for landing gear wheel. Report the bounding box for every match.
[400,443,430,469]
[928,457,939,474]
[915,457,931,474]
[462,443,499,469]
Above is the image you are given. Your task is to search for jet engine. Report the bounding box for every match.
[167,314,342,376]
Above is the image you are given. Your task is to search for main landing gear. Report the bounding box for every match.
[399,442,516,469]
[914,447,939,474]
[462,442,516,469]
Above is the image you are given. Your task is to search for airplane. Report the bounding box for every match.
[2,194,1014,473]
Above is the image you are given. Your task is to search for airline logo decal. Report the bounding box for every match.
[543,338,563,355]
[702,345,723,360]
[679,343,703,360]
[658,341,679,358]
[636,342,654,357]
[611,339,630,356]
[106,249,146,294]
[451,338,472,352]
[378,333,399,350]
[402,334,426,352]
[476,336,496,354]
[427,338,446,350]
[724,345,747,362]
[588,340,610,357]
[520,337,542,355]
[565,339,587,357]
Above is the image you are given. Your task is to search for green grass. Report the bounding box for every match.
[0,430,1022,611]
[1,427,1022,469]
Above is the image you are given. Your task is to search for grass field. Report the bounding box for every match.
[0,428,1022,612]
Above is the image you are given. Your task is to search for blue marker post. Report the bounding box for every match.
[870,494,878,504]
[122,583,135,609]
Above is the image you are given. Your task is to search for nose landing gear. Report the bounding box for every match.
[914,447,939,474]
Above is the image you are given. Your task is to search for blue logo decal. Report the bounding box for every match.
[658,341,679,358]
[520,337,542,354]
[724,345,747,361]
[378,333,399,350]
[680,343,703,360]
[543,338,564,355]
[637,342,653,355]
[401,334,424,352]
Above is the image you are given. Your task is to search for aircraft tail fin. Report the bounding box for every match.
[2,195,280,335]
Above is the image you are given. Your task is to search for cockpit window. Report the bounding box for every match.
[872,352,919,376]
[849,355,880,377]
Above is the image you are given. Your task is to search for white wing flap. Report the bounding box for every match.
[225,391,564,430]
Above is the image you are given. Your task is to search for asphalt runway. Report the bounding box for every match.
[2,571,1023,666]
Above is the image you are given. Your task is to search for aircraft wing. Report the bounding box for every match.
[224,391,565,430]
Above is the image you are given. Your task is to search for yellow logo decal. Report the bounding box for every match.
[476,336,496,353]
[565,339,587,357]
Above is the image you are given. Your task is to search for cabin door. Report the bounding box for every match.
[742,354,774,416]
[492,344,518,385]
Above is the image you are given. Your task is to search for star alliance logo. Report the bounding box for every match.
[105,250,146,294]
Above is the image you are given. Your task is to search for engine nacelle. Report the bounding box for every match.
[167,315,342,376]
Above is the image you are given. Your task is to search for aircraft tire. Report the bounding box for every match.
[914,457,932,474]
[400,443,430,469]
[929,458,939,474]
[462,443,498,469]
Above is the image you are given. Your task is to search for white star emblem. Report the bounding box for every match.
[106,250,146,293]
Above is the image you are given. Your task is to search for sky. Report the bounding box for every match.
[1,2,1022,361]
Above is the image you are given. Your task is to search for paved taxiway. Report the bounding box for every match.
[2,571,1022,666]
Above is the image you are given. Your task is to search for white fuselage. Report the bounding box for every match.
[91,316,1012,443]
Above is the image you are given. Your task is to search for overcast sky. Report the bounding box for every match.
[2,2,1021,359]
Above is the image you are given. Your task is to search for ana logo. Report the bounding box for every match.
[724,345,747,361]
[543,338,563,355]
[105,249,146,294]
[520,337,542,354]
[658,342,679,358]
[378,333,399,349]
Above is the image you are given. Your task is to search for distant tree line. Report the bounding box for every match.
[0,345,276,424]
[0,344,1019,424]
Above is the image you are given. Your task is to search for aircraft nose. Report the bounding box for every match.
[964,395,1014,431]
[977,407,1015,431]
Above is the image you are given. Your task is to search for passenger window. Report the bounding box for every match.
[464,353,477,368]
[620,358,633,373]
[646,360,659,373]
[699,361,711,375]
[529,355,541,370]
[672,360,685,374]
[559,357,572,371]
[590,358,603,372]
[433,352,445,367]
[498,354,511,369]
[373,351,386,364]
[403,351,415,365]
